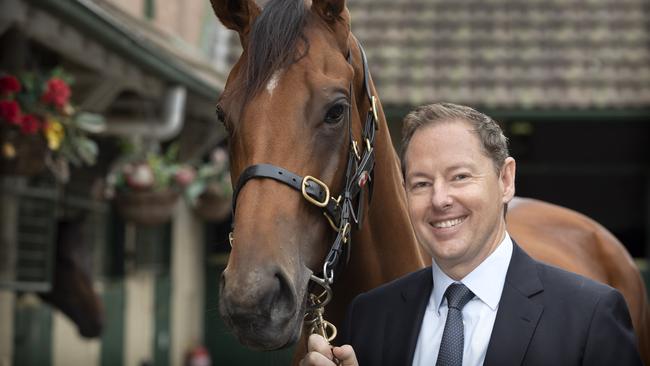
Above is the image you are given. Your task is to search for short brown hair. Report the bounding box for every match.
[400,102,509,178]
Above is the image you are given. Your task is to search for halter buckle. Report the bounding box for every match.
[302,175,330,208]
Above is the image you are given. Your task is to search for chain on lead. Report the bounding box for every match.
[304,274,338,344]
[304,303,337,343]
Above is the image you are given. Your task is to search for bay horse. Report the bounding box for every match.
[38,218,104,338]
[209,0,649,362]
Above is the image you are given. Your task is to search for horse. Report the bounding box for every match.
[209,0,649,363]
[38,218,104,338]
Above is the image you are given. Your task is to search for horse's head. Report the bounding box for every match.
[211,0,374,350]
[39,219,104,338]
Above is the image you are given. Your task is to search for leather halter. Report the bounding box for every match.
[229,39,378,287]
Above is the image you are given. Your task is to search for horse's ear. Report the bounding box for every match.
[312,0,346,23]
[210,0,261,35]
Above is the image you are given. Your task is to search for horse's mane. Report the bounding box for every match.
[244,0,308,99]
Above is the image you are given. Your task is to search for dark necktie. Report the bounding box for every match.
[436,283,475,366]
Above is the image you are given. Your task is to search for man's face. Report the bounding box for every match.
[403,120,515,279]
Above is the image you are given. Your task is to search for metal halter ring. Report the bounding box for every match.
[302,175,330,208]
[308,274,333,307]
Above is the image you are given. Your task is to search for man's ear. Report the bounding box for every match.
[500,157,516,203]
[210,0,261,36]
[312,0,346,23]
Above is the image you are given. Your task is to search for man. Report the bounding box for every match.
[301,103,642,366]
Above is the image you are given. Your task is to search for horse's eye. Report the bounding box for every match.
[216,105,226,124]
[324,103,347,124]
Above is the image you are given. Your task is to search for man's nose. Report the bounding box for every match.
[431,183,453,209]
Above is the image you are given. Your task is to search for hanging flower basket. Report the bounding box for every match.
[0,71,104,181]
[194,190,231,222]
[106,143,193,226]
[115,189,179,226]
[184,147,233,222]
[0,133,47,176]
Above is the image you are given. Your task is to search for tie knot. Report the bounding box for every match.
[444,283,474,310]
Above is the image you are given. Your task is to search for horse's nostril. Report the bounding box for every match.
[272,270,295,314]
[220,265,296,316]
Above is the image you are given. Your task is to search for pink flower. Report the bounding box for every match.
[20,114,42,135]
[125,163,155,190]
[174,166,196,187]
[0,100,22,125]
[41,77,71,109]
[0,75,21,95]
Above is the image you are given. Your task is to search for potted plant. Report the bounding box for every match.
[184,147,232,222]
[0,69,103,180]
[106,143,195,226]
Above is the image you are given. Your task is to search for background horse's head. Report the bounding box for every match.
[211,0,370,350]
[39,218,104,338]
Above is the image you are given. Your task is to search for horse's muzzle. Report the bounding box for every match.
[218,266,305,350]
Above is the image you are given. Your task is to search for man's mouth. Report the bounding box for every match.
[431,216,467,229]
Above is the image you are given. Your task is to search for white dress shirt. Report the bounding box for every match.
[412,233,513,366]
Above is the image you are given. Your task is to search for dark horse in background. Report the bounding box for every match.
[209,0,649,363]
[38,218,104,338]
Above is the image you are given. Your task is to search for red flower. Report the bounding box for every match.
[20,114,42,135]
[41,77,70,109]
[0,75,21,95]
[0,100,22,125]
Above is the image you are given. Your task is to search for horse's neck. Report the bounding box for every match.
[326,97,427,334]
[56,220,90,272]
[365,108,427,278]
[336,94,427,298]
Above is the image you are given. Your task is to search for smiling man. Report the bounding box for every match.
[301,103,642,366]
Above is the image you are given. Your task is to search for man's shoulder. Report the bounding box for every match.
[524,251,622,304]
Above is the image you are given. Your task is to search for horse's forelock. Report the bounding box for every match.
[244,0,308,99]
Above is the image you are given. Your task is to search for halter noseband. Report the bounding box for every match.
[228,39,378,342]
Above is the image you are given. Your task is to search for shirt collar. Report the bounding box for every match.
[430,233,513,313]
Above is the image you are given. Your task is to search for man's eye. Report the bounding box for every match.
[412,182,429,189]
[454,174,469,181]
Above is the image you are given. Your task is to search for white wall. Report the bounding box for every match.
[0,291,14,366]
[124,270,155,366]
[171,202,205,366]
[52,308,101,366]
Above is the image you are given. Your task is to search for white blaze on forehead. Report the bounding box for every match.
[266,69,283,94]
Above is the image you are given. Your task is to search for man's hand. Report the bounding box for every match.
[300,334,359,366]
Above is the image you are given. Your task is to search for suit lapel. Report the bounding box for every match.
[383,268,433,366]
[484,243,544,366]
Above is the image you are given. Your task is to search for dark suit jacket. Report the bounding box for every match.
[339,243,642,366]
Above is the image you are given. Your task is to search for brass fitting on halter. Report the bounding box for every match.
[305,274,337,344]
[371,95,379,124]
[302,175,330,207]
